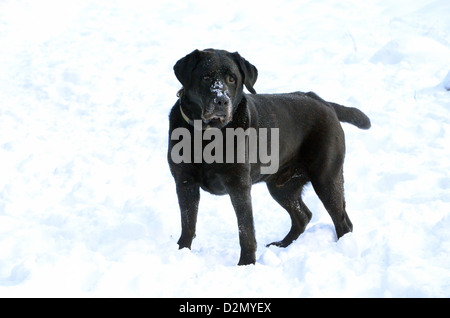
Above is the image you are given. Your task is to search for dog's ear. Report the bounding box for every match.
[232,52,258,94]
[174,49,203,87]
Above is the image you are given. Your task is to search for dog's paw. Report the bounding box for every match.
[266,240,289,248]
[177,234,195,249]
[237,253,256,266]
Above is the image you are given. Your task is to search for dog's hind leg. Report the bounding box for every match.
[310,168,353,239]
[266,178,312,247]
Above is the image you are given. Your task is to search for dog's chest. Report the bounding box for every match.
[198,168,228,195]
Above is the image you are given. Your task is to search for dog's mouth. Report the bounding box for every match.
[202,116,230,128]
[200,97,233,128]
[201,107,232,128]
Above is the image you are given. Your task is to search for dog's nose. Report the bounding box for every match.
[214,95,230,107]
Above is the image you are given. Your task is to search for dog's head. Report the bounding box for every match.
[174,49,258,128]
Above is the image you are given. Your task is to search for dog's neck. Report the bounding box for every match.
[179,100,197,127]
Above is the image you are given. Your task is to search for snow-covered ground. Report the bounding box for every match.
[0,0,449,297]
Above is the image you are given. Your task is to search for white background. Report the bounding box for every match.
[0,0,449,297]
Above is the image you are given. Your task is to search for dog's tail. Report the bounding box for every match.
[305,92,371,130]
[329,102,371,129]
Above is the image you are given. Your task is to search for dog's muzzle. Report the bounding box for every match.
[202,95,232,125]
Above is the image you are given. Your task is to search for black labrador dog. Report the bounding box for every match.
[168,49,370,265]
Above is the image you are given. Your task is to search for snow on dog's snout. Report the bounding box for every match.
[211,80,230,101]
[207,80,232,122]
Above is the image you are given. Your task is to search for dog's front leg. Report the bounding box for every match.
[225,176,256,266]
[175,178,200,250]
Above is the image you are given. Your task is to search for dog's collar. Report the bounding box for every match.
[179,102,195,126]
[177,88,211,130]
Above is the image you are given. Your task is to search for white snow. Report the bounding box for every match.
[0,0,449,297]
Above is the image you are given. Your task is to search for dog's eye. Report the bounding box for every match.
[227,75,236,84]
